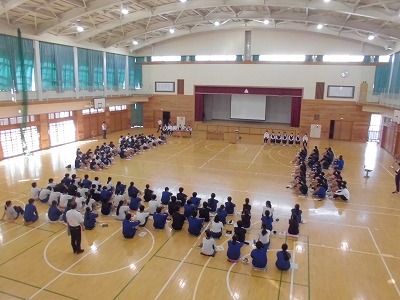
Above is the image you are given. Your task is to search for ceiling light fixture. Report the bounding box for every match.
[214,21,220,26]
[121,8,129,15]
[169,28,175,33]
[368,34,375,40]
[324,0,331,2]
[317,24,323,30]
[179,0,187,2]
[76,26,84,32]
[132,40,138,45]
[263,20,269,25]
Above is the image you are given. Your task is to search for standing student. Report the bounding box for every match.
[122,213,140,238]
[282,132,288,146]
[288,214,299,236]
[276,132,281,145]
[210,215,224,239]
[295,134,301,146]
[251,241,268,270]
[263,130,269,144]
[200,230,216,257]
[171,206,185,231]
[66,202,85,254]
[288,133,294,146]
[1,201,24,221]
[153,207,169,230]
[225,196,236,215]
[102,122,107,139]
[276,243,291,271]
[227,235,243,262]
[207,193,219,212]
[393,162,400,194]
[188,210,204,236]
[157,119,162,132]
[302,133,308,147]
[84,207,99,230]
[24,198,39,225]
[136,205,150,227]
[48,200,63,222]
[270,131,275,145]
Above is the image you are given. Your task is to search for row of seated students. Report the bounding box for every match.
[118,133,167,159]
[289,145,350,201]
[3,174,303,271]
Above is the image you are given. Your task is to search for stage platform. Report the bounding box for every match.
[194,120,299,135]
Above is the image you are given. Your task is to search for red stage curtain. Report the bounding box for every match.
[291,97,302,127]
[194,93,204,121]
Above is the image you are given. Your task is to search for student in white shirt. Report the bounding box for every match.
[48,190,61,206]
[113,191,125,207]
[75,193,86,211]
[258,223,271,249]
[201,230,216,257]
[263,131,269,144]
[92,177,102,189]
[46,178,56,190]
[115,200,129,221]
[333,184,350,201]
[31,182,41,200]
[39,187,52,203]
[77,184,89,198]
[262,200,275,218]
[210,215,224,239]
[302,134,308,147]
[136,205,150,227]
[84,195,97,212]
[105,177,114,191]
[148,194,161,215]
[59,192,73,208]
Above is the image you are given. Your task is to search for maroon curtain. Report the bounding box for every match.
[291,97,302,127]
[194,93,204,121]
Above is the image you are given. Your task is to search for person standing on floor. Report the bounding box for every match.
[392,162,400,194]
[66,202,85,254]
[102,122,107,139]
[157,119,162,132]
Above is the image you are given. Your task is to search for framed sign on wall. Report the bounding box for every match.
[327,85,355,98]
[155,82,175,92]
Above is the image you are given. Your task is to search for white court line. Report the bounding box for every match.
[167,139,204,159]
[200,144,231,168]
[1,219,49,247]
[380,163,395,178]
[29,228,121,299]
[367,228,400,297]
[266,146,295,168]
[289,241,297,300]
[247,145,264,170]
[0,212,47,234]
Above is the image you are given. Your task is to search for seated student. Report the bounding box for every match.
[84,207,99,230]
[129,193,142,211]
[216,205,228,225]
[115,181,127,195]
[251,241,268,270]
[176,187,188,206]
[262,200,274,218]
[312,184,326,200]
[288,214,299,236]
[122,213,141,238]
[333,155,344,170]
[227,235,243,262]
[183,199,196,218]
[101,199,112,216]
[143,184,154,202]
[39,187,52,203]
[291,204,302,224]
[198,202,210,222]
[210,215,224,239]
[148,194,161,215]
[241,209,251,229]
[242,198,252,214]
[100,186,113,203]
[115,200,129,221]
[234,220,247,243]
[136,205,150,227]
[258,223,271,249]
[188,210,204,236]
[24,198,39,225]
[82,174,92,189]
[48,200,63,222]
[153,207,169,230]
[59,192,73,208]
[298,180,309,196]
[1,201,24,221]
[161,187,172,205]
[225,196,236,215]
[207,193,219,213]
[200,230,216,257]
[189,192,201,208]
[333,184,350,201]
[62,202,72,223]
[31,182,41,200]
[168,196,181,216]
[276,243,291,271]
[171,205,185,231]
[261,210,273,231]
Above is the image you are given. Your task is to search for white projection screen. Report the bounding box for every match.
[230,94,266,120]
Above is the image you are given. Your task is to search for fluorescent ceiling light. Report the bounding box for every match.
[214,21,220,26]
[263,20,269,25]
[179,0,187,2]
[324,0,331,2]
[317,24,323,30]
[132,40,138,45]
[169,28,175,33]
[76,26,84,32]
[368,35,375,40]
[121,8,129,15]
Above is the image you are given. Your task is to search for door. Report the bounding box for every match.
[333,120,352,141]
[310,124,321,138]
[333,121,342,140]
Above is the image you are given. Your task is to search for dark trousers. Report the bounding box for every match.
[103,130,107,139]
[396,174,400,192]
[69,226,82,252]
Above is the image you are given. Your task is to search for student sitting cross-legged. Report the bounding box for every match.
[251,241,268,270]
[122,213,141,238]
[200,230,216,257]
[227,235,243,262]
[188,210,204,236]
[48,200,63,222]
[153,207,169,230]
[84,207,99,230]
[136,205,150,227]
[276,243,291,271]
[210,215,224,239]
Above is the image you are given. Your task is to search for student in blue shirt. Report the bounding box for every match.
[312,184,326,200]
[153,207,169,230]
[161,187,172,205]
[122,213,141,238]
[189,192,201,208]
[333,155,344,170]
[291,204,302,224]
[115,181,126,195]
[227,235,243,262]
[24,198,39,225]
[100,186,112,203]
[216,205,228,225]
[84,207,99,230]
[276,243,291,271]
[251,241,268,270]
[129,193,142,211]
[261,210,273,231]
[188,210,204,236]
[48,200,63,222]
[183,199,196,218]
[225,196,236,215]
[82,174,92,189]
[128,182,140,198]
[207,193,219,212]
[241,209,251,229]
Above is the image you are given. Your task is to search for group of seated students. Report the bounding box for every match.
[3,175,298,272]
[118,133,167,159]
[162,123,192,136]
[74,142,119,171]
[289,145,349,201]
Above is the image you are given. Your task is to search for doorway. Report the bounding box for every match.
[163,111,171,125]
[368,114,382,142]
[329,119,353,141]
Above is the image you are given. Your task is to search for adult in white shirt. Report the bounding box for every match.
[136,205,150,226]
[39,187,52,203]
[48,190,61,206]
[66,202,84,254]
[201,230,216,256]
[31,182,41,200]
[157,119,162,132]
[210,216,224,239]
[102,122,107,139]
[59,193,73,208]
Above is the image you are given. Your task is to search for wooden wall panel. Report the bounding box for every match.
[381,121,399,156]
[75,111,84,141]
[39,114,50,149]
[300,100,371,142]
[143,95,194,128]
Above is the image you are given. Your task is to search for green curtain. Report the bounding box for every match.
[40,42,74,92]
[78,48,103,91]
[0,34,34,92]
[131,103,143,126]
[373,62,391,95]
[128,56,143,90]
[389,52,400,94]
[106,53,126,90]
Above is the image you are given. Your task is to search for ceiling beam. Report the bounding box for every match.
[0,0,31,15]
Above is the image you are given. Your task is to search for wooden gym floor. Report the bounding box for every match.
[0,129,399,300]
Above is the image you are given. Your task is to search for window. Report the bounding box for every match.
[0,118,9,126]
[0,126,40,158]
[48,111,72,119]
[109,105,127,111]
[323,55,364,63]
[82,108,105,115]
[151,56,181,62]
[195,55,236,61]
[49,120,76,147]
[259,55,306,62]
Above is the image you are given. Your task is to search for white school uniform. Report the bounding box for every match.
[201,237,216,256]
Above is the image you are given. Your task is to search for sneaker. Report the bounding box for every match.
[392,191,399,194]
[76,249,85,254]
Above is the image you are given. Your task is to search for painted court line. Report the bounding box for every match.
[167,139,205,159]
[289,241,297,300]
[1,220,49,247]
[247,145,264,170]
[200,144,231,168]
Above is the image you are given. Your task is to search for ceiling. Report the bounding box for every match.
[0,0,399,53]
